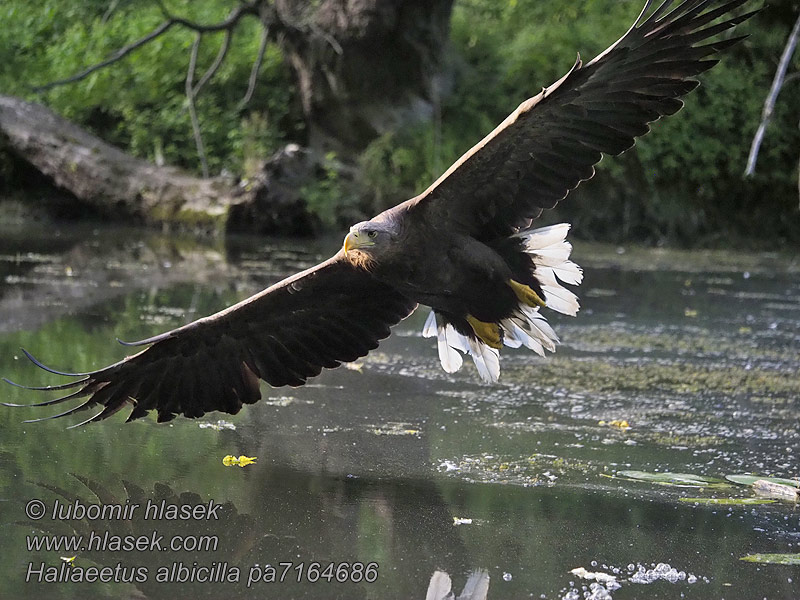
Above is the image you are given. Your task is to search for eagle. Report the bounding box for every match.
[4,0,757,425]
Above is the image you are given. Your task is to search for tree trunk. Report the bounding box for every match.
[274,0,454,156]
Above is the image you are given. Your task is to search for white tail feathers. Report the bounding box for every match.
[423,311,499,381]
[516,222,582,315]
[467,336,500,383]
[517,223,571,249]
[500,306,559,356]
[423,310,466,373]
[535,268,581,316]
[422,223,580,382]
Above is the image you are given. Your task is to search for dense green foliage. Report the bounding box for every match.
[0,0,296,175]
[1,0,798,244]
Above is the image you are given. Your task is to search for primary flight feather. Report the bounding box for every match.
[4,0,758,424]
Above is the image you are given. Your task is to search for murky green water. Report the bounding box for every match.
[0,224,798,599]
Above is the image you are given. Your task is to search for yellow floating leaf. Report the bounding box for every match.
[599,419,630,429]
[60,556,76,566]
[223,455,257,467]
[236,455,257,467]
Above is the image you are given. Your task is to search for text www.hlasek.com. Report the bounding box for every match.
[26,530,218,553]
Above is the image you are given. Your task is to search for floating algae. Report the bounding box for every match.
[613,470,730,488]
[740,554,800,565]
[726,474,799,488]
[678,497,776,505]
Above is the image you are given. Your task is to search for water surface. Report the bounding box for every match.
[0,224,798,599]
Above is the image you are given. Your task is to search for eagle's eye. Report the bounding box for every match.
[368,230,378,239]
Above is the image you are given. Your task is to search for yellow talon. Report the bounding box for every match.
[509,279,546,308]
[466,315,502,349]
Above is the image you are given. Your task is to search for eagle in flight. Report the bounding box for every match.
[5,0,757,425]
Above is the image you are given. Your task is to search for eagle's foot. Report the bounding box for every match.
[466,315,502,349]
[509,279,546,308]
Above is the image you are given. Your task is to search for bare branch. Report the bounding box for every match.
[745,11,800,177]
[186,34,210,179]
[32,2,259,93]
[152,0,172,20]
[33,20,178,93]
[310,23,343,56]
[193,29,232,97]
[101,0,122,25]
[168,3,259,33]
[239,25,270,109]
[784,71,800,85]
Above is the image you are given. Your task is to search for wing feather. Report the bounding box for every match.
[6,255,416,424]
[405,0,757,239]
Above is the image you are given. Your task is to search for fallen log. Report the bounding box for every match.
[0,95,324,234]
[0,95,239,230]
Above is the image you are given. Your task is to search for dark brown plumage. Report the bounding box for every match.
[4,0,757,424]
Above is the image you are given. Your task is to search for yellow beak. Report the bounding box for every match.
[343,232,356,254]
[343,231,373,255]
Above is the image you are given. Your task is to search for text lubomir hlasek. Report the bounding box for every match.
[48,498,221,521]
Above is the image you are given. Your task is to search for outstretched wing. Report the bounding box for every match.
[4,254,416,425]
[408,0,757,239]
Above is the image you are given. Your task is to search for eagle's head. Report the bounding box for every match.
[342,220,398,267]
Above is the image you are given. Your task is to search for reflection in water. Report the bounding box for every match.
[16,474,472,600]
[425,569,490,600]
[0,224,328,336]
[1,225,798,599]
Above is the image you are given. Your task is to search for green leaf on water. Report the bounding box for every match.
[726,475,800,489]
[679,497,776,505]
[740,553,800,565]
[615,471,730,488]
